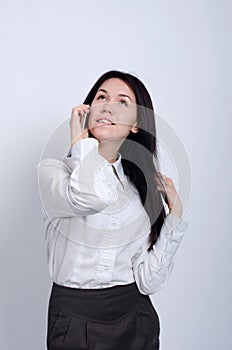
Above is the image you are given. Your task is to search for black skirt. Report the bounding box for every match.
[47,282,160,350]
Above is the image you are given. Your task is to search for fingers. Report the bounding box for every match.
[155,172,183,217]
[155,172,173,192]
[69,104,91,145]
[71,104,91,118]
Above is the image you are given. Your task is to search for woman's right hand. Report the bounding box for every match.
[69,104,90,146]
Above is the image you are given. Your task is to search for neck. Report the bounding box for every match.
[98,139,123,163]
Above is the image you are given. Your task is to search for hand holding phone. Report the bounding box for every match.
[70,104,90,146]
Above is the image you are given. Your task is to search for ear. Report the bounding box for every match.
[130,124,140,133]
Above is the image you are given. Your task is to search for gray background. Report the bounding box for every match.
[1,0,231,349]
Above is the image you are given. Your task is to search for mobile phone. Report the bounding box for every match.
[81,112,89,131]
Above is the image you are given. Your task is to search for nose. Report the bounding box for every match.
[100,101,115,115]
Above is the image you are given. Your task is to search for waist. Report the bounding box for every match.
[49,281,148,323]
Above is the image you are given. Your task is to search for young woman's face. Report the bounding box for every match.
[88,78,139,142]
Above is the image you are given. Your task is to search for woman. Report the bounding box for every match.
[37,70,188,350]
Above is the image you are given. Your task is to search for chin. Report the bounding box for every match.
[90,124,131,141]
[90,128,119,142]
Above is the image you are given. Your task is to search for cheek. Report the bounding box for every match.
[117,125,132,136]
[88,115,95,129]
[118,111,137,126]
[121,104,137,124]
[87,108,98,126]
[88,104,102,122]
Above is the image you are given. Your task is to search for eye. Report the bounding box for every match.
[97,94,106,101]
[119,99,128,107]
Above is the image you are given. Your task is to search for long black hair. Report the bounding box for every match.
[83,70,166,251]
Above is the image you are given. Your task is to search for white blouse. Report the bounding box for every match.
[36,138,188,295]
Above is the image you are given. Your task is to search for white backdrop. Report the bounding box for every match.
[1,0,231,349]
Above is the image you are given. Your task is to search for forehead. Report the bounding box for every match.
[98,78,136,101]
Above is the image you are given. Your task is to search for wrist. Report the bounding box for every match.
[71,137,82,147]
[71,134,88,147]
[169,205,183,219]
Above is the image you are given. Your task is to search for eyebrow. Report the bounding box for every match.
[97,89,132,101]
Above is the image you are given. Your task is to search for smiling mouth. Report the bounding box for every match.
[96,119,115,126]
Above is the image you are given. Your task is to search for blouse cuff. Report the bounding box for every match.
[163,213,189,233]
[63,138,107,171]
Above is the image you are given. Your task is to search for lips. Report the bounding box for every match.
[96,117,115,125]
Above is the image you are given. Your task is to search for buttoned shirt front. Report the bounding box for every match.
[36,138,188,295]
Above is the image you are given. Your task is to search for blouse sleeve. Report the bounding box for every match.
[36,138,118,220]
[131,213,189,295]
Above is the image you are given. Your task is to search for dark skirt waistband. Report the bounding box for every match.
[49,282,148,323]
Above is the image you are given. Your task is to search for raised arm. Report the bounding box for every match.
[36,105,118,220]
[132,173,189,295]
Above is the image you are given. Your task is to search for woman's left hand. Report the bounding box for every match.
[156,173,183,219]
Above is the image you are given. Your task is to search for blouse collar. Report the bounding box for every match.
[110,153,125,181]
